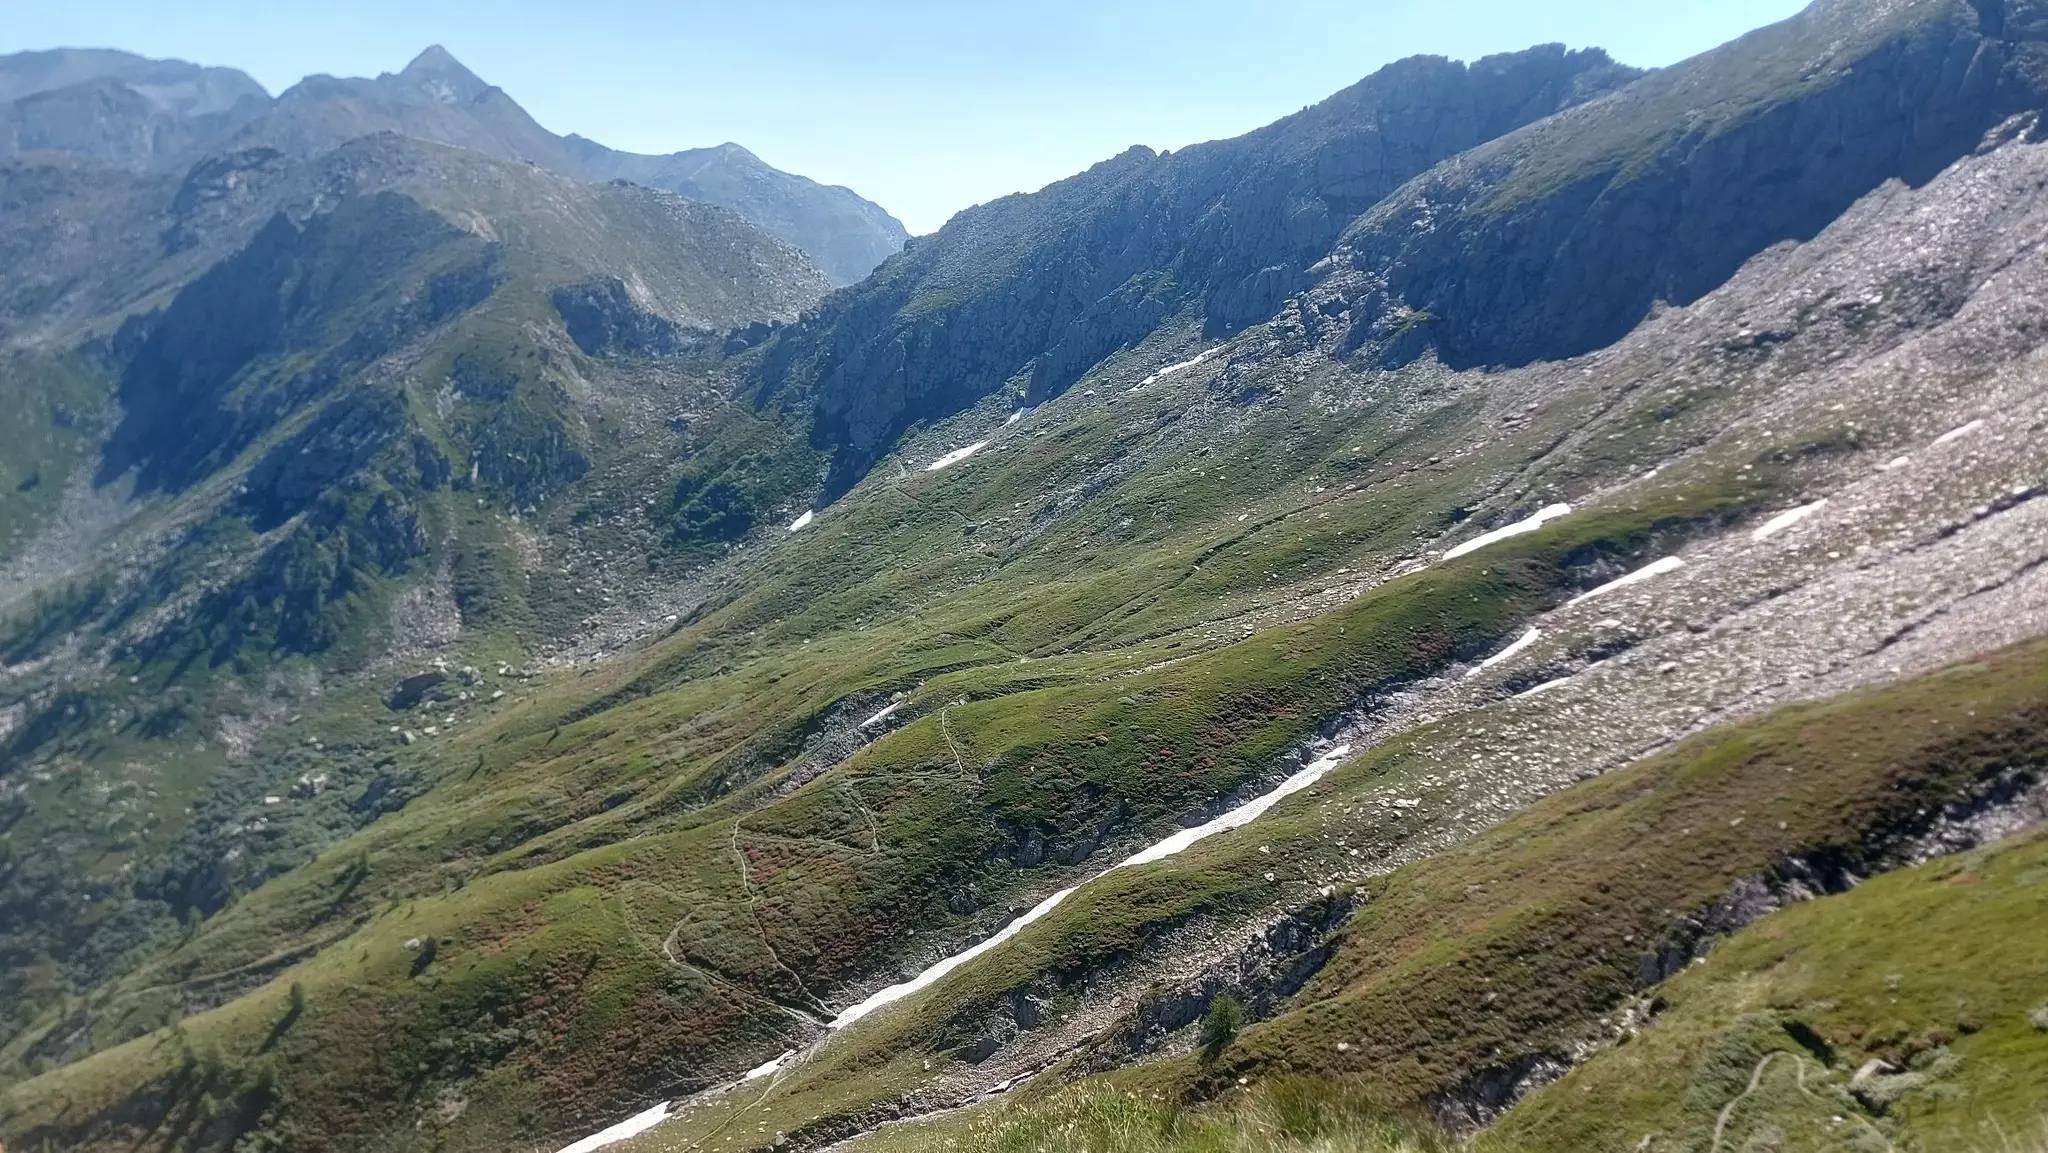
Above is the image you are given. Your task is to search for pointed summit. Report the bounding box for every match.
[402,45,465,75]
[398,44,489,102]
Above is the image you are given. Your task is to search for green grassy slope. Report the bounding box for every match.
[0,302,1788,1150]
[0,203,1892,1146]
[0,136,835,1085]
[0,351,108,562]
[820,637,2048,1153]
[857,1078,1457,1153]
[1488,827,2048,1153]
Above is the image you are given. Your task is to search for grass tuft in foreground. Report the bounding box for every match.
[852,1077,1457,1153]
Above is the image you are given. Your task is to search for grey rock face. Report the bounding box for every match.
[754,45,1641,497]
[1327,0,2048,370]
[552,278,689,356]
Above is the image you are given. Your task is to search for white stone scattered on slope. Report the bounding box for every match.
[1932,419,1984,447]
[860,701,904,728]
[1750,499,1827,542]
[1569,556,1686,606]
[1465,629,1541,679]
[789,510,815,532]
[1881,456,1912,471]
[1442,504,1572,561]
[925,442,990,472]
[828,742,1355,1029]
[554,1101,671,1153]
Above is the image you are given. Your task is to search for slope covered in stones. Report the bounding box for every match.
[1326,0,2048,369]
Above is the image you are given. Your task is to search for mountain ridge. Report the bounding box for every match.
[753,42,1643,497]
[0,43,908,284]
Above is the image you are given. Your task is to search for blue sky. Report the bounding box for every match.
[4,0,1809,233]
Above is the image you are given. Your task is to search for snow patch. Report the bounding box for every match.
[1932,419,1984,447]
[1516,677,1574,699]
[1442,504,1571,561]
[1116,744,1352,869]
[1465,629,1541,679]
[1569,556,1685,606]
[554,1101,670,1153]
[788,510,815,532]
[743,1050,795,1081]
[1135,347,1221,389]
[1750,499,1826,542]
[925,442,990,472]
[827,742,1354,1029]
[831,887,1077,1028]
[860,701,904,729]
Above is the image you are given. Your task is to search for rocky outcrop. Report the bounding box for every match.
[755,45,1640,496]
[1326,0,2048,370]
[551,278,690,356]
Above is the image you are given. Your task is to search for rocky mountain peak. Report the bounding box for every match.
[394,44,492,104]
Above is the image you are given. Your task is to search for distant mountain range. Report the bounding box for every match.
[0,45,907,284]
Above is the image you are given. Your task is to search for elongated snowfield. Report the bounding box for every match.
[789,510,815,532]
[555,1101,671,1153]
[830,741,1354,1027]
[1750,500,1826,542]
[1115,743,1352,868]
[1569,556,1685,605]
[860,701,904,728]
[1442,504,1571,561]
[559,741,1359,1145]
[1465,629,1542,679]
[831,887,1078,1027]
[1136,347,1220,389]
[1932,419,1984,447]
[925,441,990,471]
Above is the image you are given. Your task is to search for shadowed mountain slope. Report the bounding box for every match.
[753,45,1641,494]
[1325,0,2048,369]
